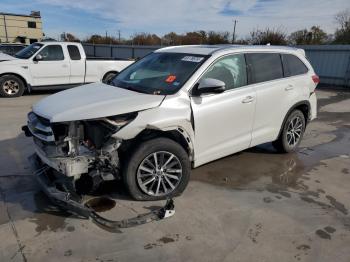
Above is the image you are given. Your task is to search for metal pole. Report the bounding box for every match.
[3,15,8,42]
[232,19,237,44]
[118,30,121,42]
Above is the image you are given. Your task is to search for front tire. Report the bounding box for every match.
[0,75,25,97]
[123,138,191,201]
[273,109,306,153]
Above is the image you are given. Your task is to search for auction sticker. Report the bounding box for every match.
[181,56,204,63]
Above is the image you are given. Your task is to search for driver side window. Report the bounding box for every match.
[38,45,64,61]
[201,54,247,90]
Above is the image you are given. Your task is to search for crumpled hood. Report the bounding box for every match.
[0,52,18,61]
[33,82,165,122]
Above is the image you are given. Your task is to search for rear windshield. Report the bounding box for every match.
[110,52,208,95]
[14,43,43,59]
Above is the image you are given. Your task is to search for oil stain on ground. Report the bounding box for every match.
[29,192,71,234]
[144,234,191,250]
[315,229,331,240]
[248,223,262,244]
[85,197,116,213]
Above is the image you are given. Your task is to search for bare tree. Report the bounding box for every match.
[248,28,287,45]
[65,33,80,42]
[289,26,328,45]
[335,9,350,30]
[334,9,350,43]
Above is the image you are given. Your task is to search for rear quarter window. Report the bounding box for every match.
[246,53,283,84]
[282,54,308,77]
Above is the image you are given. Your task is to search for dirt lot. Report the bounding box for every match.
[0,89,349,262]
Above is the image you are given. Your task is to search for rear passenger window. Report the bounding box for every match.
[67,45,81,60]
[282,54,308,77]
[246,53,283,84]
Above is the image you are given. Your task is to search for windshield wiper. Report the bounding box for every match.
[123,86,149,94]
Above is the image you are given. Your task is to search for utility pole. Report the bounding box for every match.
[118,30,121,42]
[232,19,238,44]
[3,15,8,42]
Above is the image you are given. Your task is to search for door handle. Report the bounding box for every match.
[285,85,294,91]
[242,96,254,103]
[62,64,68,68]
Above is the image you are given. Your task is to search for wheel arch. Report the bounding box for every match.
[277,100,310,139]
[102,71,118,82]
[119,128,194,162]
[0,73,28,89]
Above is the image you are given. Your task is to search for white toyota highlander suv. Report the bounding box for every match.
[24,45,318,202]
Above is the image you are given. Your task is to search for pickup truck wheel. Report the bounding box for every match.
[102,72,117,84]
[0,75,25,97]
[273,109,305,153]
[123,137,190,201]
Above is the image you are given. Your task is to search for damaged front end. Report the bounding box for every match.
[23,111,137,193]
[23,111,175,228]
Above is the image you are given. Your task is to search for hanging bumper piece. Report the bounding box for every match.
[29,154,175,231]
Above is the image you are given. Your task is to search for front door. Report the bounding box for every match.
[191,53,256,167]
[30,44,70,86]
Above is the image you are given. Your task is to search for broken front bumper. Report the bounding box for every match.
[29,153,175,230]
[29,153,92,218]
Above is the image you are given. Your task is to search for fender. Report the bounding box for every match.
[0,63,33,88]
[276,100,311,139]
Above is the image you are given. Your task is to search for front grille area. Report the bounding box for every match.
[27,112,55,142]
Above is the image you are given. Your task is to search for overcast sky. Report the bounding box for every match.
[2,0,350,40]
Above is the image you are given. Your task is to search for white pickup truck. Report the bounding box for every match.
[0,42,134,97]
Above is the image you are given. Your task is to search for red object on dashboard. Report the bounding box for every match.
[166,75,177,83]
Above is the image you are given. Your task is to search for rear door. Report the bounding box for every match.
[29,44,70,86]
[246,53,299,146]
[67,44,85,84]
[191,53,256,167]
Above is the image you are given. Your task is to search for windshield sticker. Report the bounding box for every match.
[165,75,177,83]
[173,81,180,86]
[181,56,204,63]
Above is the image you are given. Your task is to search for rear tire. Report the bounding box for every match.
[0,75,25,97]
[123,137,191,201]
[273,109,306,153]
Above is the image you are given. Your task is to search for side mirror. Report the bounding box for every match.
[34,54,43,61]
[193,78,225,96]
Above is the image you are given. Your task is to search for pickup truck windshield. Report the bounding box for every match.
[14,43,43,59]
[110,52,208,95]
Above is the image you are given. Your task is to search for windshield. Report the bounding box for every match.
[110,52,208,95]
[14,43,43,59]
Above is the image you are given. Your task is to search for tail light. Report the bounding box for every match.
[312,75,320,85]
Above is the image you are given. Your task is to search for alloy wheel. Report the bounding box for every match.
[3,80,20,95]
[286,116,303,147]
[137,151,183,196]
